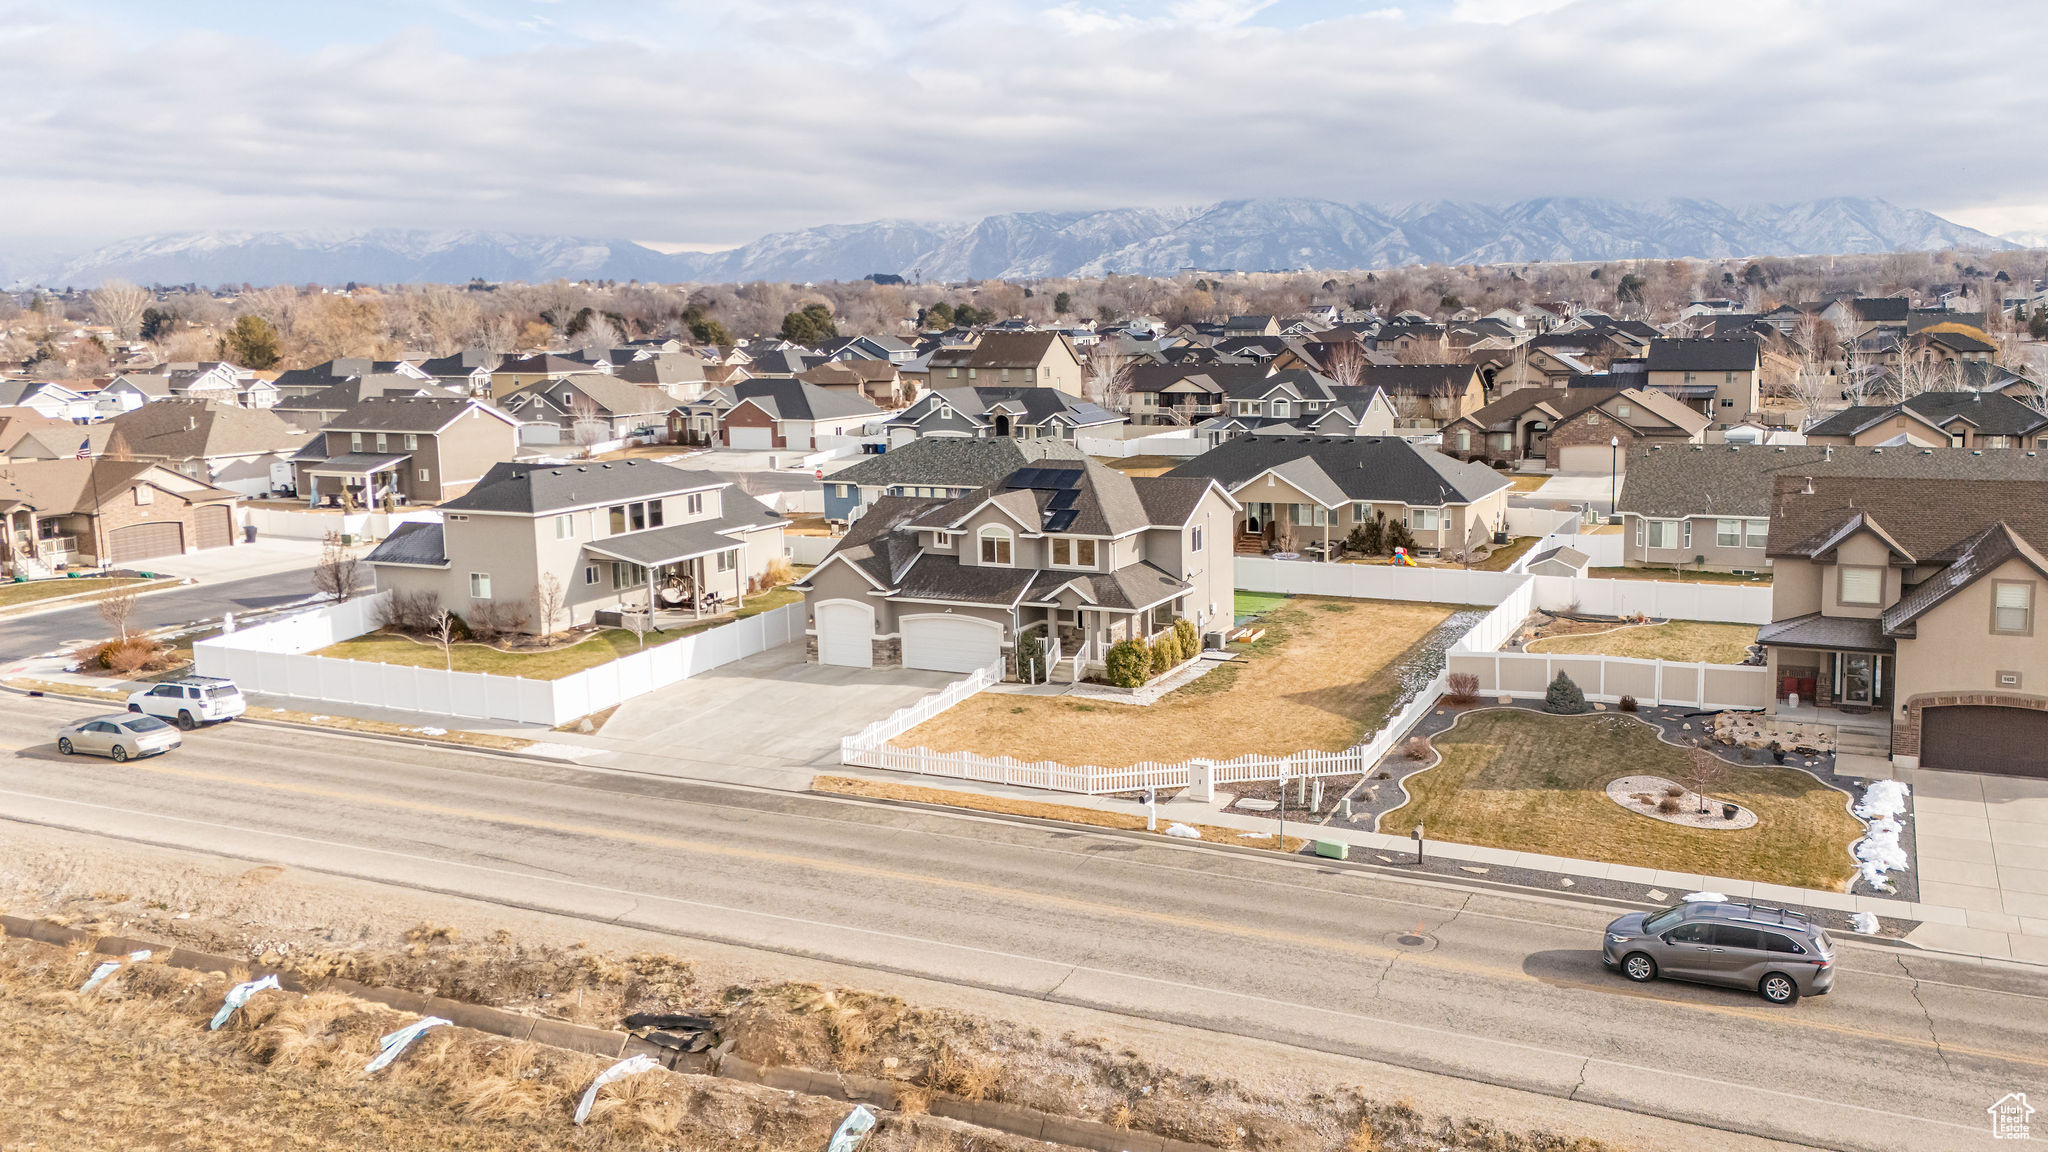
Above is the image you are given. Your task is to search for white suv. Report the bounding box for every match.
[127,676,247,729]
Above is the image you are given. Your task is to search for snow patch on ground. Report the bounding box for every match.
[1852,912,1880,934]
[1164,823,1201,839]
[1850,781,1912,890]
[1684,891,1728,903]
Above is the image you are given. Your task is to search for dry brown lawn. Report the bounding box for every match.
[898,597,1454,767]
[1093,454,1182,477]
[815,774,1307,852]
[1525,620,1758,664]
[1382,709,1862,889]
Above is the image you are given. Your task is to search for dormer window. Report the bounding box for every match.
[978,525,1012,566]
[1838,566,1883,606]
[1272,399,1290,417]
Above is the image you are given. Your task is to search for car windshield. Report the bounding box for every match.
[121,716,172,733]
[202,685,239,699]
[1641,906,1687,935]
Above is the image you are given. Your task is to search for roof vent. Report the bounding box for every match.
[1973,449,1983,455]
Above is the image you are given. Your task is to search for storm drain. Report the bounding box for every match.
[1388,930,1439,952]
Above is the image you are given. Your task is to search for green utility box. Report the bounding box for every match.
[1313,840,1348,861]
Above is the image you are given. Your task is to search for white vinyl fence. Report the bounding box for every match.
[241,506,441,542]
[196,592,806,727]
[1233,556,1772,624]
[786,534,841,565]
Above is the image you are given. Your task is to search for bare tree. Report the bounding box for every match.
[1324,339,1367,391]
[1685,742,1727,815]
[532,572,565,641]
[97,589,138,641]
[1786,326,1838,431]
[88,280,151,340]
[313,531,360,602]
[433,609,457,671]
[569,392,610,449]
[1082,343,1134,411]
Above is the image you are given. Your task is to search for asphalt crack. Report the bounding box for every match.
[1368,955,1396,1000]
[1894,953,1954,1075]
[1567,1055,1591,1101]
[1431,893,1473,934]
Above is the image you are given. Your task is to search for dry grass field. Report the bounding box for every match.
[897,597,1455,767]
[1381,710,1863,890]
[1525,620,1758,664]
[814,774,1307,851]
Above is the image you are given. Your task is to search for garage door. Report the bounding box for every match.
[194,506,233,550]
[109,521,184,564]
[728,426,774,450]
[1556,444,1616,473]
[901,615,1001,675]
[1921,706,2048,778]
[814,601,874,668]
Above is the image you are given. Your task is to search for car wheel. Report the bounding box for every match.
[111,744,130,762]
[127,703,141,712]
[1621,952,1658,983]
[1760,973,1800,1005]
[177,710,196,730]
[56,738,73,755]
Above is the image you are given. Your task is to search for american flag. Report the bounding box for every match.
[74,437,91,459]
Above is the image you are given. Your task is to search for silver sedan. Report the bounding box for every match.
[56,713,183,762]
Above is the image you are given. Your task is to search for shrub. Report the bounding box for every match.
[1618,694,1638,712]
[1402,735,1434,761]
[1103,639,1150,688]
[1015,630,1045,683]
[1542,671,1590,714]
[760,555,794,587]
[1663,784,1684,798]
[1385,519,1417,552]
[1148,633,1180,677]
[1173,616,1200,658]
[96,636,170,675]
[1656,796,1681,815]
[375,589,442,635]
[467,599,530,644]
[1445,672,1479,705]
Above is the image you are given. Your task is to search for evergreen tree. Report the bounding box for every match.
[1053,291,1072,315]
[1543,671,1590,714]
[780,303,837,345]
[221,314,281,369]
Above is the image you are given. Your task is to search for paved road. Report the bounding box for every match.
[0,695,2038,1152]
[0,572,329,660]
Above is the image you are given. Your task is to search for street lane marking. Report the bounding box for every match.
[1,768,2043,1080]
[0,792,1997,1145]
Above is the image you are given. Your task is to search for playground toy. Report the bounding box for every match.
[1388,547,1418,567]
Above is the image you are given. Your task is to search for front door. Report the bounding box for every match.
[1246,502,1271,534]
[1839,654,1875,707]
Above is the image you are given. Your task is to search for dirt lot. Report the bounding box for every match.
[899,598,1457,767]
[1524,619,1759,664]
[0,823,1660,1152]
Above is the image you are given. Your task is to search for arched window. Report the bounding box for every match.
[1272,398,1290,417]
[978,525,1012,566]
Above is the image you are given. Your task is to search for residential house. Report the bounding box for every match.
[1165,434,1510,558]
[796,459,1238,678]
[1222,315,1281,338]
[271,358,430,400]
[666,379,883,451]
[1754,464,2048,775]
[364,459,788,633]
[1821,297,1910,342]
[1907,324,1997,371]
[818,334,919,364]
[293,397,522,508]
[271,374,468,427]
[485,353,610,399]
[108,398,315,497]
[1803,392,2048,450]
[497,374,673,447]
[0,458,240,572]
[926,332,1086,396]
[879,386,1120,446]
[798,360,912,409]
[1438,388,1570,467]
[1358,364,1488,428]
[819,436,1089,524]
[1544,388,1710,472]
[2,420,116,462]
[1643,337,1761,422]
[414,350,503,395]
[0,380,96,421]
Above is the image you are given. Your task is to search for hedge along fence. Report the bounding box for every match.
[195,591,807,727]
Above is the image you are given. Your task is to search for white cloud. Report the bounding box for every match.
[0,0,2041,248]
[1447,0,1576,23]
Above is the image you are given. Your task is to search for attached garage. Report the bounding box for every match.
[109,521,184,563]
[1920,705,2048,778]
[194,505,234,550]
[1557,443,1616,473]
[728,426,775,450]
[901,614,1002,675]
[814,601,874,669]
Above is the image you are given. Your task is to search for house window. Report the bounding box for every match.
[1745,519,1769,547]
[405,433,418,451]
[687,492,704,515]
[1684,371,1697,384]
[1000,368,1010,382]
[1721,398,1735,408]
[1051,538,1097,567]
[611,562,648,589]
[1273,399,1290,417]
[1717,519,1741,548]
[375,433,388,453]
[1951,432,1967,447]
[1838,565,1883,606]
[1986,436,2011,449]
[948,368,958,379]
[584,564,599,586]
[1192,525,1203,552]
[1615,404,1631,418]
[1585,413,1600,425]
[1410,508,1441,531]
[716,550,735,572]
[1683,521,1692,548]
[555,514,574,539]
[1353,502,1372,521]
[418,468,430,482]
[978,525,1012,566]
[646,500,664,528]
[133,485,152,506]
[350,432,363,452]
[1993,581,2033,635]
[609,505,626,533]
[469,572,491,599]
[1455,428,1471,450]
[1724,371,1736,384]
[1643,520,1679,549]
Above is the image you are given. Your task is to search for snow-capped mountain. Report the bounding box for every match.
[14,197,2012,288]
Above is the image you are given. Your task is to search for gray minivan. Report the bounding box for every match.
[1602,901,1835,1004]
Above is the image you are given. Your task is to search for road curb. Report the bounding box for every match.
[0,575,189,621]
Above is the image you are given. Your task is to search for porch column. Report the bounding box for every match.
[733,548,744,608]
[1322,515,1330,562]
[646,564,657,631]
[694,557,704,621]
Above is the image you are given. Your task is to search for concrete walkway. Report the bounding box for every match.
[1900,767,2048,964]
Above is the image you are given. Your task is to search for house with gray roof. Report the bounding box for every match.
[364,458,787,634]
[1803,391,2048,450]
[795,459,1237,679]
[1165,434,1510,558]
[496,373,676,448]
[819,436,1088,524]
[880,386,1120,445]
[670,379,885,451]
[292,396,521,507]
[107,397,316,498]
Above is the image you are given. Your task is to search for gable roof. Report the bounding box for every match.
[722,378,885,422]
[1618,442,2048,519]
[322,397,517,434]
[1881,523,2048,635]
[1357,363,1477,396]
[1766,474,2048,563]
[827,436,1087,489]
[1554,387,1712,434]
[1645,337,1760,373]
[440,459,727,515]
[927,332,1079,370]
[1165,434,1509,507]
[0,458,235,513]
[804,494,946,589]
[108,398,312,460]
[362,521,449,568]
[1806,391,2048,439]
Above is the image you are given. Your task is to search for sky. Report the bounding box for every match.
[3,0,2046,253]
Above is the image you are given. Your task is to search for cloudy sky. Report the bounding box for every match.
[4,0,2045,252]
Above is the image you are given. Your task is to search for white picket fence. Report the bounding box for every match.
[196,592,806,727]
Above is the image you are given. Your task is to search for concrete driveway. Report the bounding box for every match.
[1903,767,2048,964]
[582,642,957,788]
[1528,471,1622,514]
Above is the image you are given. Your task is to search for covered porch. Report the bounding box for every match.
[2,504,82,575]
[1019,568,1195,682]
[1756,613,1897,715]
[305,453,410,509]
[583,521,750,629]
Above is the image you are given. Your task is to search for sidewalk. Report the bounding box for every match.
[144,538,325,585]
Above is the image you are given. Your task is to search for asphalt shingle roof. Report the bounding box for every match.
[1164,435,1508,507]
[827,436,1087,489]
[1618,443,2048,520]
[439,459,727,515]
[363,521,448,567]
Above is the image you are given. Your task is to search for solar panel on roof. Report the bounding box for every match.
[1046,488,1078,511]
[1043,509,1078,532]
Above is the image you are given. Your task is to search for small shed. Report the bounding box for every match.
[1524,543,1591,577]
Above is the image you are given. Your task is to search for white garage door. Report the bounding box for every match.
[902,615,1001,675]
[728,425,774,450]
[1556,443,1617,473]
[814,601,874,668]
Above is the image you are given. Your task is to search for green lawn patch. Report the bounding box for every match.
[1383,709,1860,889]
[0,576,151,610]
[1474,536,1538,571]
[1234,590,1289,618]
[315,629,650,679]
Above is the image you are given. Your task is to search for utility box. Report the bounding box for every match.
[1313,840,1348,861]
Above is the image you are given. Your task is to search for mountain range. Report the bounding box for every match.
[10,197,2019,288]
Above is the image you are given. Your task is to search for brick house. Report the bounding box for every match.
[1544,388,1709,472]
[0,458,240,572]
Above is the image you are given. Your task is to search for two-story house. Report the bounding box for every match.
[926,332,1087,396]
[1803,392,2048,450]
[1543,387,1711,473]
[0,458,241,571]
[1755,465,2048,776]
[797,459,1238,679]
[364,459,788,633]
[1165,434,1510,558]
[108,398,314,498]
[879,386,1121,445]
[1357,364,1488,428]
[497,374,674,447]
[1643,338,1761,423]
[669,379,885,450]
[293,397,522,507]
[820,436,1088,524]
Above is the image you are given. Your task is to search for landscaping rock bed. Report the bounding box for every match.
[1606,775,1757,829]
